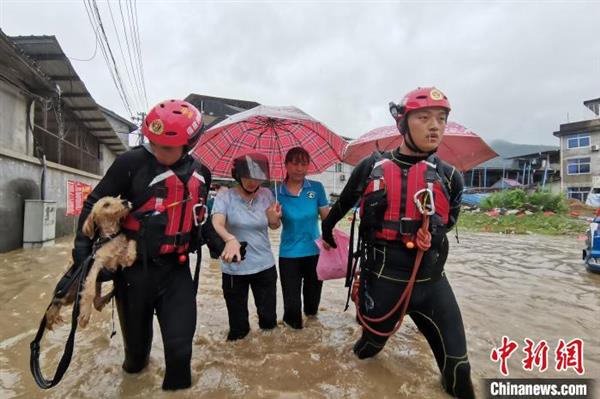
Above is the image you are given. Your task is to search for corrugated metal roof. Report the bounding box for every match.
[505,148,559,159]
[0,30,54,94]
[475,140,559,170]
[185,93,261,130]
[185,93,260,112]
[8,34,129,154]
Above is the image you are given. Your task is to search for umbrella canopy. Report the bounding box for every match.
[192,105,347,180]
[342,122,497,172]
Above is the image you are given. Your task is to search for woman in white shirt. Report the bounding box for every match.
[211,153,282,341]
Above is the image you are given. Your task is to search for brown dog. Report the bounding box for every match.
[45,196,137,330]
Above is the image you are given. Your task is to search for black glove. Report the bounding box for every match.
[321,220,337,249]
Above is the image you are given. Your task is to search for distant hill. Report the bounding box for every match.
[488,139,558,158]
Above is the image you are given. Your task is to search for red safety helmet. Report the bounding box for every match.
[389,87,451,123]
[142,100,203,147]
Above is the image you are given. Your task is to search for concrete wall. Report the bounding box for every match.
[100,143,117,175]
[547,181,561,194]
[309,162,354,198]
[561,130,600,190]
[558,119,600,196]
[0,148,101,252]
[102,110,133,148]
[0,80,130,252]
[0,81,32,156]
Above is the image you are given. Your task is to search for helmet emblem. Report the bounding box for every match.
[429,89,444,101]
[149,119,164,135]
[181,106,194,119]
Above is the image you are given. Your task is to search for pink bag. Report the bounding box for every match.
[315,229,350,281]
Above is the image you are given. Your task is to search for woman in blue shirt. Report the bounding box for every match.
[276,147,330,329]
[212,153,282,340]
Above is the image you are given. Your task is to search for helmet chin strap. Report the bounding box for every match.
[399,120,437,156]
[404,130,429,154]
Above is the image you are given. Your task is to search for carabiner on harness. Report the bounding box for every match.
[413,184,435,215]
[193,203,208,226]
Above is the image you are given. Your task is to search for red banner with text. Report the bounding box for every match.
[66,180,93,216]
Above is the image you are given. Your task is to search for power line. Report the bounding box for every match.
[128,0,148,109]
[84,0,135,117]
[132,0,149,109]
[68,25,99,62]
[117,0,145,111]
[81,0,149,117]
[91,0,135,115]
[106,0,144,112]
[83,0,127,112]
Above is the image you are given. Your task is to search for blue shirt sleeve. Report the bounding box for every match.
[316,181,329,208]
[212,190,229,215]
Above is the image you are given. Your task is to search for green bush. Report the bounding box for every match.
[480,189,567,213]
[481,189,527,210]
[529,190,568,213]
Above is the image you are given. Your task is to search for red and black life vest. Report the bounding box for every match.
[359,156,450,245]
[122,166,207,256]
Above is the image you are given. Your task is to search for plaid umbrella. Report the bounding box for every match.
[191,105,347,180]
[342,122,497,172]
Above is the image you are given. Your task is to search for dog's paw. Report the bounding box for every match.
[93,288,115,311]
[123,240,137,267]
[45,306,63,330]
[124,253,136,266]
[78,309,91,328]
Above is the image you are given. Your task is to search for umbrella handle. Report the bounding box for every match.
[274,180,278,202]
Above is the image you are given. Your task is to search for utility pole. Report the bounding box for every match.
[131,112,146,146]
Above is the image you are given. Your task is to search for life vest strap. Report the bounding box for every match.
[381,219,421,235]
[163,232,191,247]
[123,229,191,248]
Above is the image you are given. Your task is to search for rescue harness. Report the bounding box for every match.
[345,154,450,337]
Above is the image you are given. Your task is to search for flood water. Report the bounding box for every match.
[1,231,598,398]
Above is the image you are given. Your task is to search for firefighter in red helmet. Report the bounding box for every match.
[69,99,211,390]
[322,87,474,398]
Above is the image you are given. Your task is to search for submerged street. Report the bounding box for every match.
[1,231,598,398]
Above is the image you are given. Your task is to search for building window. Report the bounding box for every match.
[566,157,591,175]
[334,163,343,172]
[567,187,591,202]
[566,133,590,149]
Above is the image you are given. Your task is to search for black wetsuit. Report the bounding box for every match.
[322,149,475,399]
[72,146,211,390]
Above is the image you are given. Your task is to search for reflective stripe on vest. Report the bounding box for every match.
[122,168,206,254]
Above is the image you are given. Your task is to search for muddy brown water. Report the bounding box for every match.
[1,232,598,398]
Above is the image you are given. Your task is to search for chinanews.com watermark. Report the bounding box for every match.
[485,379,594,398]
[486,336,595,398]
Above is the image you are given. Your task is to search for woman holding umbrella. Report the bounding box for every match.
[211,153,282,341]
[321,87,474,399]
[275,147,330,329]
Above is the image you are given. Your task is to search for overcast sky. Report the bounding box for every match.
[1,1,599,145]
